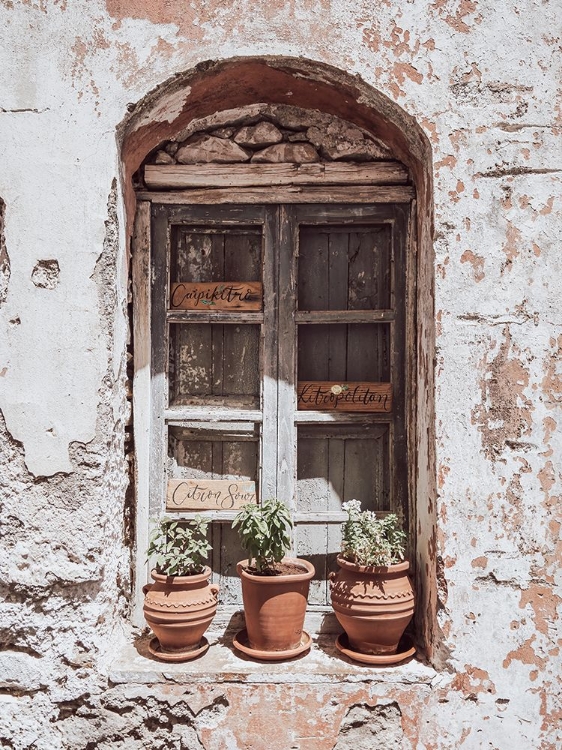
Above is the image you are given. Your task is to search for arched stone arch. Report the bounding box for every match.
[120,56,437,658]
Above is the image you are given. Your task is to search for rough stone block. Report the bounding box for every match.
[288,132,310,142]
[333,703,404,750]
[31,260,60,290]
[211,127,236,139]
[306,125,390,161]
[154,150,174,164]
[251,142,319,163]
[0,652,46,693]
[234,121,283,148]
[176,135,251,164]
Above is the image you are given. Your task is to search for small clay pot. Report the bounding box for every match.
[237,558,315,653]
[329,556,414,656]
[143,567,219,656]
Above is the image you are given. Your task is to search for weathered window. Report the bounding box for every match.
[137,196,411,607]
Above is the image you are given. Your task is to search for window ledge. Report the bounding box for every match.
[109,630,437,687]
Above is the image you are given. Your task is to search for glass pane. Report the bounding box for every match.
[169,323,260,407]
[168,425,259,483]
[298,323,390,381]
[296,425,390,512]
[171,226,262,283]
[294,523,342,606]
[168,426,258,606]
[298,225,391,311]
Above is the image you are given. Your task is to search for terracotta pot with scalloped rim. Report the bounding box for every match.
[143,567,219,661]
[329,556,414,658]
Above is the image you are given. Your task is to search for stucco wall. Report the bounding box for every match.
[0,1,560,748]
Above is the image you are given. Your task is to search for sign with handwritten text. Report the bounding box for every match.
[297,382,393,413]
[166,479,257,511]
[170,282,262,311]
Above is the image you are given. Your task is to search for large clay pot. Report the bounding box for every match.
[237,558,315,653]
[329,556,414,655]
[143,567,219,655]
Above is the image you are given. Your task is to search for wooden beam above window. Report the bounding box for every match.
[137,185,414,204]
[144,161,410,190]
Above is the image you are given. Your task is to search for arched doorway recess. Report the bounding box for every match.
[121,57,437,656]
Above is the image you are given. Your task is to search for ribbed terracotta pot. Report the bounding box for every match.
[143,567,219,654]
[237,558,315,652]
[329,556,414,655]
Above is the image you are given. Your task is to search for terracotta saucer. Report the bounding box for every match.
[335,633,416,666]
[148,636,210,663]
[233,629,312,661]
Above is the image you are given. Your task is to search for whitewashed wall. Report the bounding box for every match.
[0,1,560,748]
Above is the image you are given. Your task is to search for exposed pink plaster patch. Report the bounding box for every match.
[520,585,560,637]
[503,634,546,670]
[460,249,485,281]
[393,61,424,86]
[542,335,562,408]
[421,118,439,144]
[451,665,496,697]
[542,417,557,457]
[434,154,457,170]
[105,0,201,34]
[472,327,532,459]
[502,221,522,268]
[538,461,556,494]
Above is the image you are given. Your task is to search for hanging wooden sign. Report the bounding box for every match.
[297,382,392,412]
[166,479,257,511]
[170,282,262,311]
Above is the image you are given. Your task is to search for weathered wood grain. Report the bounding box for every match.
[295,310,394,323]
[144,161,409,189]
[170,281,263,311]
[297,381,393,412]
[131,201,151,625]
[137,185,414,204]
[166,479,257,511]
[141,200,411,608]
[260,207,279,499]
[277,205,297,507]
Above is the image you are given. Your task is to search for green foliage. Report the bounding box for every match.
[340,500,406,567]
[232,499,293,573]
[146,516,211,576]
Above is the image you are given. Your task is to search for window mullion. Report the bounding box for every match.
[150,205,171,520]
[277,205,297,512]
[260,206,279,500]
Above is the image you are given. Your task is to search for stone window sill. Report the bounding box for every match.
[109,612,437,687]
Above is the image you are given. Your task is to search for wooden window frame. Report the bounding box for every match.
[131,166,416,622]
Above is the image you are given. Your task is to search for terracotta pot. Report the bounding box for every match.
[143,567,219,654]
[329,556,414,655]
[237,558,315,652]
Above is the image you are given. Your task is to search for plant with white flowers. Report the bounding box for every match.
[340,500,406,567]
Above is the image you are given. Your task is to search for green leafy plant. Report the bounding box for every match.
[146,517,211,576]
[340,500,406,567]
[232,499,293,573]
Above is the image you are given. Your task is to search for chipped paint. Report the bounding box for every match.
[0,0,561,747]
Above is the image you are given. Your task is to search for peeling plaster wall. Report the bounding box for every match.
[0,1,561,749]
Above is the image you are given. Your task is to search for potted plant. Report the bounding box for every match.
[329,500,415,665]
[232,499,315,660]
[143,516,219,662]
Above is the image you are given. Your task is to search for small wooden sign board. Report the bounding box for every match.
[297,381,392,412]
[170,281,262,311]
[166,479,257,511]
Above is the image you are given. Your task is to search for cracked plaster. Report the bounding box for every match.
[0,0,561,748]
